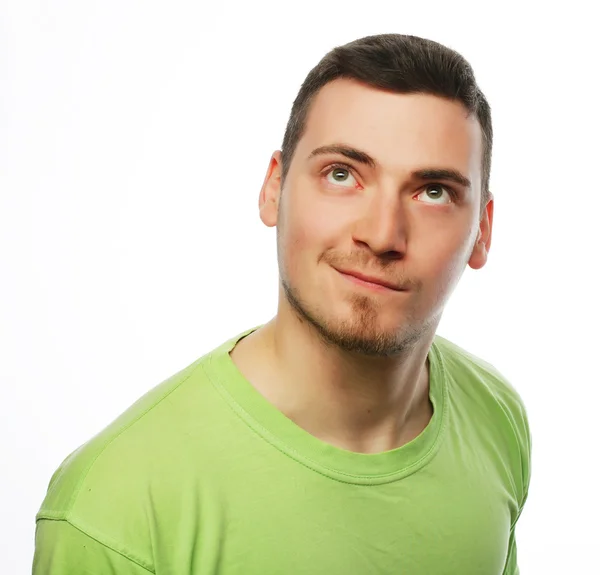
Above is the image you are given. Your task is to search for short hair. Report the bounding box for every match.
[280,34,492,213]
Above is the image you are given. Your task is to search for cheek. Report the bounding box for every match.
[416,230,473,288]
[284,192,339,257]
[277,207,317,280]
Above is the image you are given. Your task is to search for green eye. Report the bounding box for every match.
[426,185,444,198]
[332,168,350,181]
[325,163,358,188]
[418,184,455,204]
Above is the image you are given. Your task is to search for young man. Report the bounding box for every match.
[33,34,531,574]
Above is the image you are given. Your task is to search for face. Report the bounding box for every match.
[259,79,493,357]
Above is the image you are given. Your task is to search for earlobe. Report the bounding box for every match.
[259,151,283,228]
[468,195,494,270]
[468,240,488,270]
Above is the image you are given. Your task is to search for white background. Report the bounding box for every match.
[1,1,598,572]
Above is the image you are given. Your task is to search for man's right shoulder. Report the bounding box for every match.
[36,342,225,525]
[35,326,258,570]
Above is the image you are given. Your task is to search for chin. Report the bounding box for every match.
[327,325,420,357]
[283,276,430,356]
[314,308,424,357]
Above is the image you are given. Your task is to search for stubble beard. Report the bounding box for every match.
[275,214,437,357]
[279,265,431,358]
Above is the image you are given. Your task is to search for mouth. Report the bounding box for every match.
[335,268,405,292]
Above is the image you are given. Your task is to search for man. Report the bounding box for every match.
[33,34,531,574]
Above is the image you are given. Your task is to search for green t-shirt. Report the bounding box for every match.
[33,325,531,574]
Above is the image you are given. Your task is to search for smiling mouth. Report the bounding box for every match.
[336,269,406,292]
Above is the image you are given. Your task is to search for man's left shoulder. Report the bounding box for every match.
[433,334,532,507]
[433,334,528,418]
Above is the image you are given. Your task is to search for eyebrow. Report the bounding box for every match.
[308,144,377,169]
[307,144,472,189]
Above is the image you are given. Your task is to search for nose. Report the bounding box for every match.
[351,191,408,258]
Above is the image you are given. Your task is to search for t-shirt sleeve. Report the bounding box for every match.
[502,525,520,575]
[33,519,153,574]
[502,393,532,575]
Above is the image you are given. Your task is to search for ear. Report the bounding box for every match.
[468,193,494,270]
[259,151,283,228]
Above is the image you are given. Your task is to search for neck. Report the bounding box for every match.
[230,307,438,454]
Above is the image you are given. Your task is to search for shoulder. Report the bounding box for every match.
[434,334,527,418]
[433,334,532,507]
[35,349,216,561]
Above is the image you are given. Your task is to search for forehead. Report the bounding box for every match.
[297,78,482,178]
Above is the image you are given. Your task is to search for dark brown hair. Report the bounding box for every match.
[280,34,492,212]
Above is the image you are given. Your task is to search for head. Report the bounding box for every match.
[259,34,494,357]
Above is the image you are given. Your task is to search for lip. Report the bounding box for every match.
[336,268,405,292]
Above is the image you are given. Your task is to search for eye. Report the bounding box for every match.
[323,164,358,188]
[416,183,456,205]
